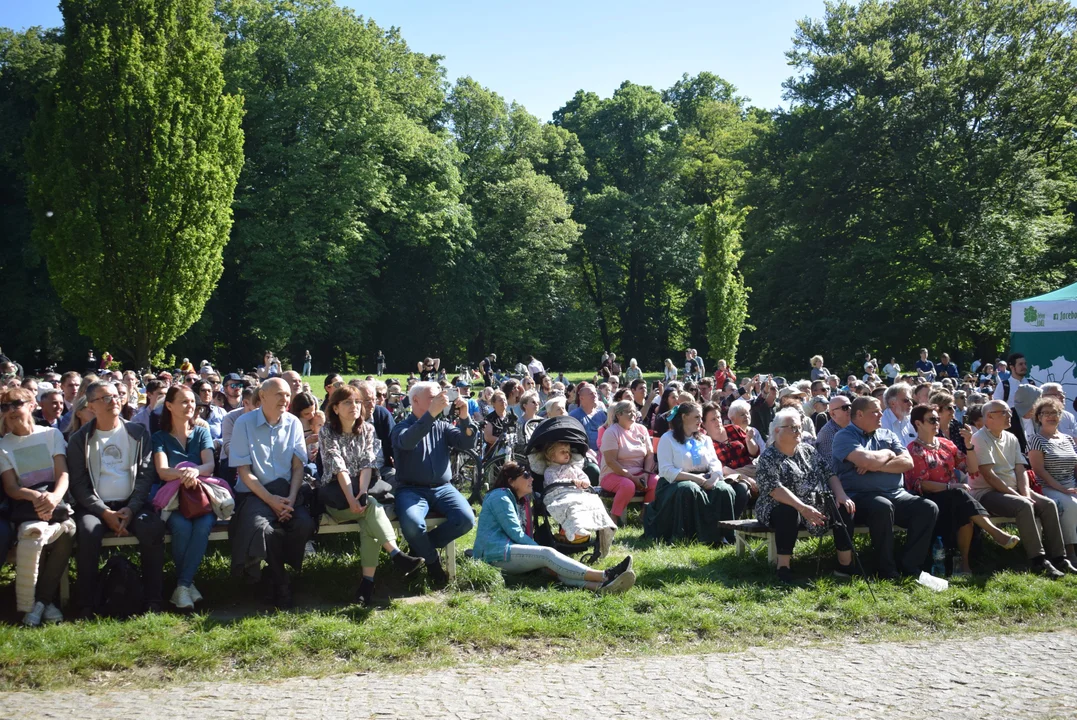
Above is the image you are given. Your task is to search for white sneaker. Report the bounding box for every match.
[304,541,316,557]
[22,601,45,627]
[170,585,195,610]
[42,603,63,624]
[188,584,203,603]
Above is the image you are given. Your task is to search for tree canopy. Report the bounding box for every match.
[26,0,243,367]
[2,0,1075,375]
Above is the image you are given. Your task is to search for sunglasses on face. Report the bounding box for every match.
[0,400,27,412]
[227,383,243,389]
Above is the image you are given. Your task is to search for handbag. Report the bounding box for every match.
[179,480,213,519]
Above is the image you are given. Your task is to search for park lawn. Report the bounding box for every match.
[0,518,1074,691]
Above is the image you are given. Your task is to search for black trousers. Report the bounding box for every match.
[771,502,854,556]
[230,480,316,587]
[75,506,166,612]
[850,490,938,575]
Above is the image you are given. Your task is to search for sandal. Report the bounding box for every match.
[999,534,1020,550]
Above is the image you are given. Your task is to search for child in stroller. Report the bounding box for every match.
[526,417,616,559]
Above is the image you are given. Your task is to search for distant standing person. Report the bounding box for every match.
[376,350,386,377]
[302,351,312,377]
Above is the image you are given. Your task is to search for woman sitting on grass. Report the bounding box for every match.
[473,462,635,593]
[319,384,424,606]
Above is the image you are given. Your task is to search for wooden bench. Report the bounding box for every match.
[718,517,1017,565]
[57,511,455,606]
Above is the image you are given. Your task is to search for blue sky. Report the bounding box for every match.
[1,0,827,119]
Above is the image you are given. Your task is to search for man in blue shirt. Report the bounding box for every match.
[832,396,938,579]
[230,378,315,608]
[392,381,478,586]
[569,383,607,452]
[934,352,959,380]
[914,348,936,382]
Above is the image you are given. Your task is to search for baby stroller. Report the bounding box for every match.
[524,416,610,563]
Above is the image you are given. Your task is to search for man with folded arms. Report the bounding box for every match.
[229,378,315,608]
[832,396,938,579]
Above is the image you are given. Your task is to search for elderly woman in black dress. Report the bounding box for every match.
[755,408,857,583]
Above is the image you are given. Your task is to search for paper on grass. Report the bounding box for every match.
[917,571,948,592]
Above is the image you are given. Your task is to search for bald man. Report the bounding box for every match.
[814,394,853,465]
[229,378,316,608]
[281,370,303,399]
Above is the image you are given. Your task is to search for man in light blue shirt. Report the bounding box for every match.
[569,383,607,452]
[229,378,314,608]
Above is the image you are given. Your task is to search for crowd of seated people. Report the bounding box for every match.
[0,345,1075,626]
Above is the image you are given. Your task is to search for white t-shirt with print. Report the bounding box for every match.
[94,425,134,503]
[0,426,66,489]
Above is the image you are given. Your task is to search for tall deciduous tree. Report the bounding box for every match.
[197,0,469,373]
[698,201,750,366]
[28,0,243,367]
[741,0,1077,371]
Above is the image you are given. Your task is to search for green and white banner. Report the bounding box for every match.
[1010,282,1077,401]
[1010,301,1077,333]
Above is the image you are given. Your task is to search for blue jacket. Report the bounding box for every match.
[473,488,537,562]
[390,411,477,487]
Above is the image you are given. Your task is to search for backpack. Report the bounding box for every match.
[95,554,146,619]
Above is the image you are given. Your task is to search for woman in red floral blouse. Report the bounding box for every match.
[905,404,1019,575]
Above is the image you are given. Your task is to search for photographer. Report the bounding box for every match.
[390,381,477,586]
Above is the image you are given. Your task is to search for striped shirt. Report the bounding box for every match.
[1028,432,1077,490]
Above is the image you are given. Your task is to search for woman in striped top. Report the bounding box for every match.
[1028,397,1077,564]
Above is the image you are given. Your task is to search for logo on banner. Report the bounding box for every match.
[1024,306,1046,327]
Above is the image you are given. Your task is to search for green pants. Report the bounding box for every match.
[325,497,397,567]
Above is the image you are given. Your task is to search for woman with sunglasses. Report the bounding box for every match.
[473,462,635,593]
[1028,397,1077,565]
[905,404,1019,575]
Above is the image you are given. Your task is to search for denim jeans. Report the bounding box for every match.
[490,544,594,587]
[167,512,216,587]
[395,484,475,566]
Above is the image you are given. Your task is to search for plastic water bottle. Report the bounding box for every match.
[931,536,946,577]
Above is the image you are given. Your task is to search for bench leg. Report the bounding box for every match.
[768,535,778,566]
[445,538,457,583]
[735,531,747,557]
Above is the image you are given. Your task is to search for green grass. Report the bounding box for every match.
[1,517,1074,691]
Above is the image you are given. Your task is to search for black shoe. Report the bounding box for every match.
[145,602,164,614]
[392,552,426,577]
[427,562,449,588]
[274,583,294,609]
[833,562,861,579]
[355,577,375,607]
[776,566,795,585]
[604,555,633,582]
[1051,557,1077,575]
[1032,556,1065,580]
[878,569,902,581]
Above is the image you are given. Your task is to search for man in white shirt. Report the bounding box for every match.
[969,400,1073,578]
[68,380,165,617]
[880,384,915,446]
